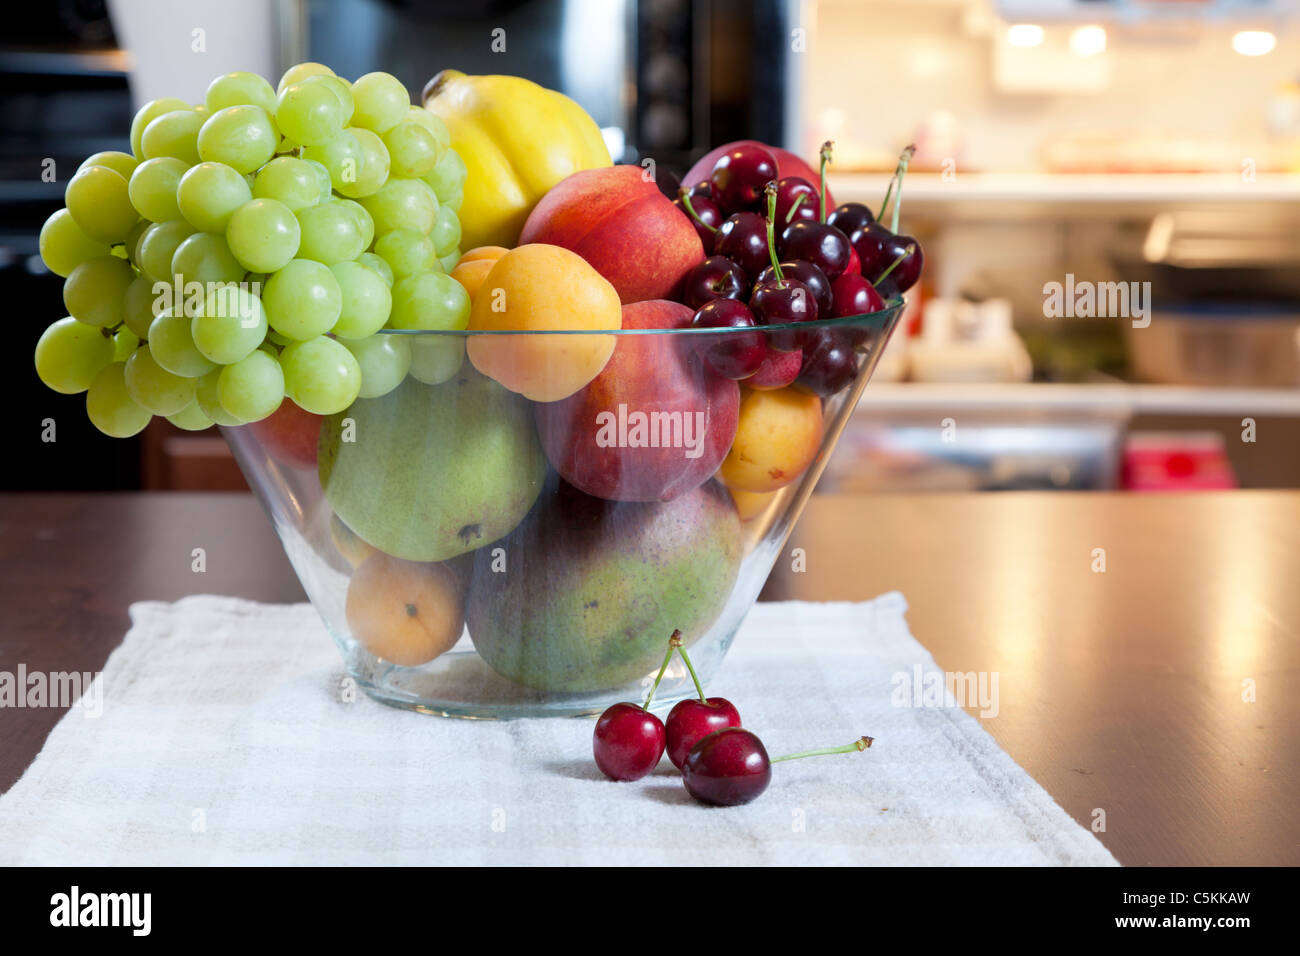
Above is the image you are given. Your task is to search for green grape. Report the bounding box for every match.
[357,251,394,287]
[148,309,217,377]
[124,345,196,415]
[195,368,245,425]
[405,106,450,146]
[125,218,152,268]
[127,157,187,223]
[217,349,284,422]
[350,72,409,134]
[382,120,441,178]
[303,74,354,125]
[277,62,335,95]
[197,105,278,174]
[171,232,245,285]
[335,198,374,249]
[140,109,203,164]
[253,156,326,211]
[166,399,214,431]
[407,336,465,386]
[64,255,135,327]
[226,198,301,273]
[330,260,393,338]
[86,362,153,437]
[302,130,362,193]
[373,228,434,279]
[79,150,138,180]
[137,220,196,281]
[280,336,362,415]
[335,127,389,199]
[39,208,111,278]
[130,97,190,157]
[438,250,460,272]
[276,81,344,147]
[388,271,470,331]
[296,199,367,265]
[65,165,139,243]
[422,147,467,204]
[342,332,410,398]
[34,317,114,394]
[266,328,293,347]
[429,205,461,257]
[191,285,268,364]
[305,158,334,200]
[176,161,252,233]
[205,71,277,114]
[359,177,437,236]
[262,258,342,340]
[122,274,161,338]
[112,327,140,362]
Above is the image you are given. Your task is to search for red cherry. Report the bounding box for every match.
[757,259,832,319]
[591,631,680,781]
[680,255,748,310]
[682,730,875,807]
[778,220,851,279]
[709,144,779,213]
[797,329,859,397]
[674,191,723,247]
[773,176,819,227]
[682,728,772,806]
[593,703,666,781]
[830,271,885,318]
[713,212,771,281]
[844,244,861,277]
[666,697,742,769]
[692,298,766,379]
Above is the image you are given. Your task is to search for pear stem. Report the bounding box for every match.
[818,140,833,223]
[672,631,708,703]
[771,736,874,763]
[872,243,916,288]
[678,189,717,233]
[764,182,783,282]
[642,630,683,711]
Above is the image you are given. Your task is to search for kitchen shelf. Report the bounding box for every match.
[855,383,1300,417]
[835,172,1300,219]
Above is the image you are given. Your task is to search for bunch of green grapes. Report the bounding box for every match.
[34,63,471,437]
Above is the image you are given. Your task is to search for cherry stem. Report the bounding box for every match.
[818,140,833,223]
[642,630,683,711]
[673,632,708,703]
[678,189,717,233]
[872,243,915,288]
[763,182,783,282]
[785,192,807,224]
[891,145,913,234]
[771,735,874,763]
[879,144,915,233]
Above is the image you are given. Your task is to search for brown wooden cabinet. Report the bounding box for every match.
[139,421,248,491]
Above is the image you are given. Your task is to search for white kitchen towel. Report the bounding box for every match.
[0,594,1117,866]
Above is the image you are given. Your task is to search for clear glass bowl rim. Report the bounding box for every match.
[375,299,906,337]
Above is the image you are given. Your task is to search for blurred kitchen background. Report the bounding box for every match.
[4,0,1298,492]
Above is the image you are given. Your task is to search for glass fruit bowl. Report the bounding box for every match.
[224,303,904,718]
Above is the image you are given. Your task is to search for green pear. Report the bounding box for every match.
[465,479,743,692]
[318,369,546,561]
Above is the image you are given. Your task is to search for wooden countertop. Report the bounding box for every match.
[2,491,1296,866]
